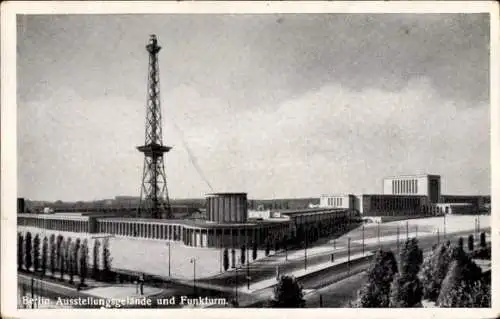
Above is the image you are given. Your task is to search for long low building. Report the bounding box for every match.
[18,193,359,249]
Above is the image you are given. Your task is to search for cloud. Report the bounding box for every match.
[167,77,489,198]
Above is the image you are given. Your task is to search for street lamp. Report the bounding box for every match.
[190,258,196,295]
[166,242,171,277]
[362,223,365,255]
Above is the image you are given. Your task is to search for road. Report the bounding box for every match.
[239,228,487,308]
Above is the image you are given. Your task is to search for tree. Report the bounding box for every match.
[33,234,41,272]
[390,238,423,307]
[68,242,75,284]
[92,239,101,280]
[102,238,112,281]
[355,249,398,307]
[59,240,66,280]
[437,247,483,307]
[252,242,258,261]
[41,236,48,276]
[79,239,89,287]
[49,234,56,276]
[74,238,81,277]
[467,235,474,252]
[480,232,486,248]
[64,237,72,280]
[56,235,63,273]
[420,243,453,302]
[25,232,32,272]
[270,275,305,308]
[18,233,24,271]
[241,245,246,265]
[223,248,229,271]
[458,237,464,250]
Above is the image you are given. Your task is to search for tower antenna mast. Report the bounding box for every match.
[137,34,172,219]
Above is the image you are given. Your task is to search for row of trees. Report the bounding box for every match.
[17,232,114,286]
[266,232,490,308]
[353,232,490,308]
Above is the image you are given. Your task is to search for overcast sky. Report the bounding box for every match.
[17,13,490,201]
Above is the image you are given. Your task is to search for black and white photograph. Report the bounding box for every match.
[1,1,498,317]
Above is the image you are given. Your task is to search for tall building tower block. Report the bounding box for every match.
[137,35,172,219]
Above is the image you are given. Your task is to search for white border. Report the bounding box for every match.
[2,1,499,319]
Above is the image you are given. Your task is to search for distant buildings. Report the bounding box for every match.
[320,174,490,221]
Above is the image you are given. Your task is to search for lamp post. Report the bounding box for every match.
[190,258,196,295]
[347,237,351,274]
[396,225,400,256]
[304,233,308,270]
[443,212,447,239]
[377,222,380,247]
[362,223,365,255]
[166,242,171,277]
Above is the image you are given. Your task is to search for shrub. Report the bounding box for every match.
[437,250,482,307]
[270,275,305,308]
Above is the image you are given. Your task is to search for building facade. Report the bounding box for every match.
[383,174,441,203]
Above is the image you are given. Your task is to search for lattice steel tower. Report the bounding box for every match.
[137,34,172,219]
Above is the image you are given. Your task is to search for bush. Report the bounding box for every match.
[437,250,482,307]
[390,273,423,307]
[270,275,305,308]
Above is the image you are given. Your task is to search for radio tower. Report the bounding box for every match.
[137,34,172,219]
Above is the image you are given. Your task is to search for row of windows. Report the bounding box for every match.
[327,197,344,207]
[370,197,421,211]
[392,179,418,194]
